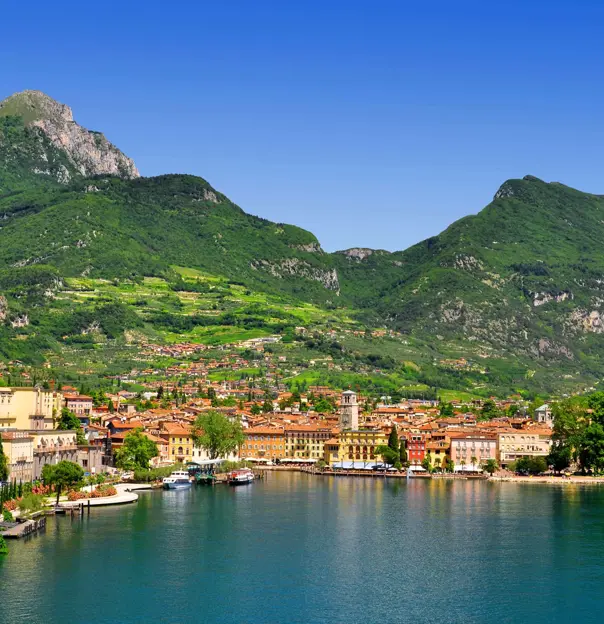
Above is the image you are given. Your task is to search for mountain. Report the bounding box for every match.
[1,89,604,396]
[0,90,138,190]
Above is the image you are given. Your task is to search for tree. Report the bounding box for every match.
[57,408,86,445]
[483,458,498,474]
[42,461,84,505]
[388,426,399,453]
[250,403,262,415]
[0,436,8,482]
[115,430,158,471]
[578,423,604,474]
[515,456,548,475]
[421,457,432,473]
[471,456,478,470]
[399,440,407,465]
[439,401,454,417]
[480,400,500,420]
[157,385,164,399]
[375,445,399,467]
[262,399,273,413]
[548,440,571,474]
[191,410,245,460]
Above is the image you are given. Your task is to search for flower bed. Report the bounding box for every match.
[2,500,17,512]
[67,485,117,502]
[90,485,117,498]
[67,490,88,501]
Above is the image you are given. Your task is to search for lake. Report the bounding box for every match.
[1,472,604,623]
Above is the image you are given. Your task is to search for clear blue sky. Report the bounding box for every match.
[2,0,603,251]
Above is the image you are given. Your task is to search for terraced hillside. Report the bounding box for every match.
[3,89,604,397]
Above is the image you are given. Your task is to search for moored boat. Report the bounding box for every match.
[228,468,255,485]
[163,470,193,490]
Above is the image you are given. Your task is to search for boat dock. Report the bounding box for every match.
[1,516,46,539]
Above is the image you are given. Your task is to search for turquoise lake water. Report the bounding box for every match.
[1,473,604,623]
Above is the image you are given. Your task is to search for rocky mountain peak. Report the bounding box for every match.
[0,90,139,181]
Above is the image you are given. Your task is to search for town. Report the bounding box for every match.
[0,381,555,485]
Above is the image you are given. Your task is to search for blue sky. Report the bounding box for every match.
[2,0,603,251]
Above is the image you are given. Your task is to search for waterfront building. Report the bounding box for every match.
[1,431,34,482]
[449,432,497,471]
[425,431,450,468]
[405,433,426,467]
[241,426,285,461]
[323,429,388,468]
[340,390,359,430]
[160,423,194,463]
[0,387,62,430]
[284,424,332,460]
[497,428,552,468]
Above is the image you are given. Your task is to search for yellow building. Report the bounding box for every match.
[425,432,451,468]
[285,424,333,460]
[0,387,62,430]
[323,429,389,467]
[160,423,193,463]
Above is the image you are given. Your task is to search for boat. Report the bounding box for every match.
[228,468,255,485]
[162,470,192,490]
[196,473,217,486]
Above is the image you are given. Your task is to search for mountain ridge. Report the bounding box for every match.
[2,89,604,395]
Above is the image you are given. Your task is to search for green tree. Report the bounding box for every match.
[375,445,399,467]
[480,400,500,420]
[547,440,571,474]
[250,403,262,415]
[191,410,245,460]
[483,458,498,474]
[42,461,84,505]
[399,440,407,465]
[421,457,432,473]
[578,423,604,474]
[388,426,399,453]
[439,401,454,417]
[115,429,159,471]
[262,399,273,413]
[0,435,8,482]
[57,408,86,445]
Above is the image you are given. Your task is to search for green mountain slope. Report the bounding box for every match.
[2,89,604,395]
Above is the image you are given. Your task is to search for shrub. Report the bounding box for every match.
[2,500,17,512]
[67,490,88,501]
[2,508,13,522]
[17,493,45,514]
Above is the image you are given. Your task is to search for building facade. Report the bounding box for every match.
[449,433,497,471]
[32,430,78,479]
[340,390,359,430]
[284,424,332,460]
[1,431,34,482]
[497,429,552,467]
[160,423,194,463]
[0,387,62,430]
[242,426,285,461]
[323,429,388,467]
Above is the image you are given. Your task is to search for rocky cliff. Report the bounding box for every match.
[0,90,139,180]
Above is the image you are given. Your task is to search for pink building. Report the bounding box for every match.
[64,394,93,418]
[449,432,497,471]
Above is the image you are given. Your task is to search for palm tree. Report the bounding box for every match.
[471,456,478,472]
[460,459,466,472]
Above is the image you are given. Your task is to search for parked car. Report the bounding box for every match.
[121,472,134,481]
